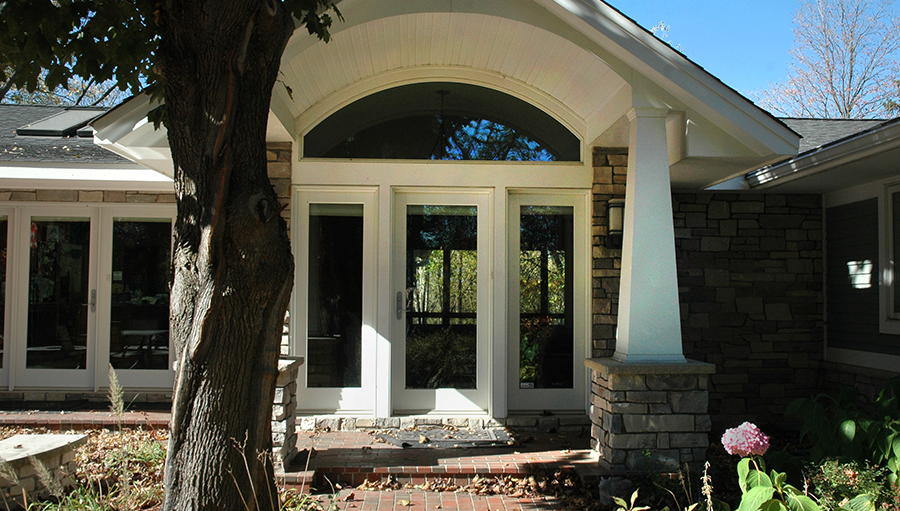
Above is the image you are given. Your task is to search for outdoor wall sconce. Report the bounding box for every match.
[606,198,624,249]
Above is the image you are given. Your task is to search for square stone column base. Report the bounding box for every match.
[585,357,715,474]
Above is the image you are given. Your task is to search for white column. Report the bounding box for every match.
[614,108,684,363]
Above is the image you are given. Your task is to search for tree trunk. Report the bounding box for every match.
[158,1,295,509]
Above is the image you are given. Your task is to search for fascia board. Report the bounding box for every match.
[0,163,174,192]
[535,0,799,158]
[749,121,900,189]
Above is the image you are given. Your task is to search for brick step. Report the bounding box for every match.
[279,461,603,492]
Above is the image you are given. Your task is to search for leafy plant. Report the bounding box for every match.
[734,457,819,511]
[614,489,651,511]
[786,377,900,485]
[808,459,890,510]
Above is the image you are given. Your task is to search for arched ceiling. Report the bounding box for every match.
[277,10,628,140]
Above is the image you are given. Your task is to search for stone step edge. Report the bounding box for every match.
[297,415,592,432]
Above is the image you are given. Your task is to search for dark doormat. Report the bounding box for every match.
[377,428,513,448]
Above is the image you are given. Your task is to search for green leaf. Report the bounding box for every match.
[772,470,787,489]
[745,469,773,491]
[738,458,752,492]
[784,492,820,511]
[737,487,775,511]
[893,435,900,459]
[838,419,856,443]
[759,500,788,511]
[839,494,876,511]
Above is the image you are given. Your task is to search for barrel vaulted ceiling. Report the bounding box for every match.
[277,11,625,138]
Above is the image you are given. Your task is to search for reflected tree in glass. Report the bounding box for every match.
[406,206,478,389]
[519,206,574,389]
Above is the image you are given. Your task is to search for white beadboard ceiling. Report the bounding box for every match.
[280,12,624,133]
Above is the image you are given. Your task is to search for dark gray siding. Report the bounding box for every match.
[826,199,900,355]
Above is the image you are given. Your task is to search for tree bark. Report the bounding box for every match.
[158,1,295,509]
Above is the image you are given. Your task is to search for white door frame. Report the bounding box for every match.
[7,203,176,391]
[391,188,493,415]
[293,187,378,414]
[14,205,100,389]
[293,160,592,417]
[96,205,176,391]
[0,207,17,390]
[506,190,591,412]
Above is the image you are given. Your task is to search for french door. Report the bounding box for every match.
[392,190,492,414]
[14,207,100,388]
[11,204,175,390]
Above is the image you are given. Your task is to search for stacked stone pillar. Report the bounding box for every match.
[272,357,301,471]
[586,358,714,473]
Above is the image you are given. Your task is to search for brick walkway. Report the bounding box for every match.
[301,488,570,510]
[0,410,601,510]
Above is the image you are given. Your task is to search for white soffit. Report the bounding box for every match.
[279,10,624,137]
[93,96,293,179]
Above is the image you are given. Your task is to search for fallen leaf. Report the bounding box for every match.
[398,499,412,506]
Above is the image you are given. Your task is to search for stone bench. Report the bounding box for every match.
[0,434,88,503]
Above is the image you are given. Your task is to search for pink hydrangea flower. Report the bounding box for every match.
[722,422,770,457]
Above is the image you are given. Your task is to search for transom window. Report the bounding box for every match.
[303,82,580,161]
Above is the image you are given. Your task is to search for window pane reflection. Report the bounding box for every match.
[109,219,172,370]
[406,205,478,389]
[307,204,363,388]
[519,206,573,389]
[0,216,6,368]
[27,218,90,369]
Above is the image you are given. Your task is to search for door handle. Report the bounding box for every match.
[90,289,97,312]
[396,291,403,320]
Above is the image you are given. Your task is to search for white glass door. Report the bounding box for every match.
[392,190,491,414]
[97,206,176,390]
[15,207,100,388]
[507,192,589,412]
[295,188,377,414]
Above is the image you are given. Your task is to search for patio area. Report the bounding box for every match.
[0,409,603,510]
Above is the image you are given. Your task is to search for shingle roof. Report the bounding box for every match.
[779,118,885,153]
[0,104,131,165]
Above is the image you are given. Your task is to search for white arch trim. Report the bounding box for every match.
[293,66,588,160]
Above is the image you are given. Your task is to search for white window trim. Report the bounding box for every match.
[881,182,900,335]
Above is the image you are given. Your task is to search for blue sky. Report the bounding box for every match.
[613,1,798,96]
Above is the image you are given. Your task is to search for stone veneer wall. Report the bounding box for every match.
[590,148,627,358]
[587,359,714,473]
[272,358,301,471]
[672,193,824,433]
[589,148,826,435]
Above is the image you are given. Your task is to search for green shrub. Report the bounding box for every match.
[808,459,889,510]
[786,377,900,486]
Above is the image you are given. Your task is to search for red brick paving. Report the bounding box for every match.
[0,411,600,510]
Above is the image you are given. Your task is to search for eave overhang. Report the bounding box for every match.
[746,117,900,193]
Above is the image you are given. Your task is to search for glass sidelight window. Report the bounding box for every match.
[109,218,172,370]
[306,204,364,388]
[518,206,574,390]
[26,218,92,369]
